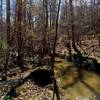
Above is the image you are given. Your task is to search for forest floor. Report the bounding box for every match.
[0,57,100,100]
[0,35,100,100]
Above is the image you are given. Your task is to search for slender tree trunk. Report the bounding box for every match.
[13,0,17,33]
[6,0,10,45]
[0,0,2,45]
[29,0,32,29]
[42,0,48,57]
[67,32,72,61]
[49,3,52,30]
[0,0,2,34]
[5,0,10,67]
[23,0,26,26]
[52,0,56,30]
[16,0,24,71]
[2,0,10,80]
[51,0,61,100]
[69,0,81,56]
[0,0,2,19]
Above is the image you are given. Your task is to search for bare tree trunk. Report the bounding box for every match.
[0,0,2,19]
[2,0,11,80]
[51,0,61,100]
[0,0,2,34]
[29,0,32,29]
[49,3,52,30]
[69,0,81,56]
[67,32,72,61]
[6,0,10,45]
[42,0,48,57]
[16,0,24,71]
[13,1,17,33]
[52,0,57,30]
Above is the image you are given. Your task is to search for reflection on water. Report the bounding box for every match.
[54,57,100,100]
[0,57,100,100]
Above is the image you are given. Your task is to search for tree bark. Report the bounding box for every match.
[0,0,2,34]
[51,0,61,100]
[42,0,48,57]
[69,0,81,56]
[2,0,11,80]
[16,0,24,71]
